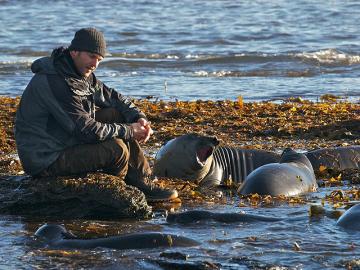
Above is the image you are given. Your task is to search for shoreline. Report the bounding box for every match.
[0,95,360,154]
[0,95,359,174]
[0,95,359,213]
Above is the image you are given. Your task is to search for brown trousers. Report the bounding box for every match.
[41,108,151,181]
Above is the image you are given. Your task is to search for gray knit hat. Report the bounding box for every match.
[69,28,106,57]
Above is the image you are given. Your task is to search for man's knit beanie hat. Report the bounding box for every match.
[69,28,106,57]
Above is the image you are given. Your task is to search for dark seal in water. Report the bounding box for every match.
[35,224,199,249]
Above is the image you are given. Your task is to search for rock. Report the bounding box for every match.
[0,173,152,219]
[150,259,221,270]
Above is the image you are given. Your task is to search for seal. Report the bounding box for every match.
[305,146,360,171]
[166,210,282,224]
[35,224,199,249]
[336,204,360,230]
[238,148,318,196]
[154,133,280,187]
[154,134,359,188]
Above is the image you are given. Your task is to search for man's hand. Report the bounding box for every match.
[131,118,153,143]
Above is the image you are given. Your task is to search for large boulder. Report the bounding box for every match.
[0,173,152,219]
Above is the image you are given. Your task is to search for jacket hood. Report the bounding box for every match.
[31,56,57,75]
[30,47,74,76]
[32,47,99,96]
[52,47,82,79]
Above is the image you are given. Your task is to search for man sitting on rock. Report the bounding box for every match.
[15,27,178,202]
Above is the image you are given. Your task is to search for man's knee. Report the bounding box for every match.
[108,138,130,163]
[100,138,130,177]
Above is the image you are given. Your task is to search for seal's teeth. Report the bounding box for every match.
[196,155,205,166]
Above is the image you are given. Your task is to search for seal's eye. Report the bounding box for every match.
[211,137,220,146]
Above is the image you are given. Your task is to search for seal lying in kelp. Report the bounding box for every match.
[305,146,360,171]
[336,204,360,230]
[35,224,199,249]
[238,148,317,196]
[154,134,279,187]
[166,210,282,224]
[153,134,359,188]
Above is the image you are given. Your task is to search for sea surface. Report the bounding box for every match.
[0,0,360,101]
[1,1,360,269]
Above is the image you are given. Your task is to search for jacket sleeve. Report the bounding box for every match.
[67,96,133,143]
[57,86,134,143]
[94,82,147,123]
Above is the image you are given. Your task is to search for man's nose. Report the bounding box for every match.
[91,58,100,68]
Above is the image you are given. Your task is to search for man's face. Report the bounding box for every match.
[70,51,104,78]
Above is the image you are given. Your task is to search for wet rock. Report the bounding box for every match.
[230,256,288,269]
[0,173,152,219]
[150,259,220,270]
[159,251,189,260]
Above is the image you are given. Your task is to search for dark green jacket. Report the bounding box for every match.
[15,48,146,176]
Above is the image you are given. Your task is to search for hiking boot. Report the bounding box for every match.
[125,176,178,202]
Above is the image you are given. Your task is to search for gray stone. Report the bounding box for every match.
[0,173,152,219]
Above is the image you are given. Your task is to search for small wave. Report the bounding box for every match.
[109,52,182,60]
[173,38,236,45]
[193,69,317,78]
[185,54,201,59]
[296,49,360,65]
[0,59,33,73]
[101,50,360,65]
[118,31,139,37]
[166,55,179,59]
[109,37,146,46]
[0,48,49,58]
[0,59,32,65]
[3,50,359,75]
[191,53,300,65]
[108,50,360,67]
[108,52,212,61]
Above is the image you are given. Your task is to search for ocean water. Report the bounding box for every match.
[0,0,359,101]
